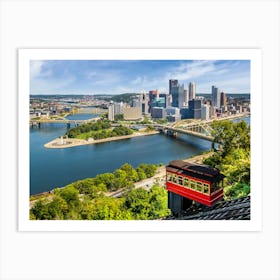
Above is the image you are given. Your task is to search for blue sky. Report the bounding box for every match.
[30,60,250,95]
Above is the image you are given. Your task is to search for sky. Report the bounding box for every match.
[30,60,250,95]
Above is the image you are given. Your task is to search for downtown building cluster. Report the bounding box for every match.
[107,79,250,122]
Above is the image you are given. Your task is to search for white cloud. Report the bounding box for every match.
[165,60,217,81]
[131,76,145,85]
[85,70,123,86]
[30,75,76,94]
[30,61,52,79]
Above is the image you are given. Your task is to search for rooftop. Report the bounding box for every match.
[167,160,225,183]
[165,196,250,220]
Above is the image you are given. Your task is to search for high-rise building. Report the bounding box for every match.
[132,98,141,107]
[139,91,149,114]
[114,102,124,115]
[149,89,159,101]
[159,93,167,108]
[108,102,114,121]
[150,93,167,110]
[220,92,227,107]
[209,106,217,118]
[166,95,172,107]
[166,106,180,116]
[212,85,221,108]
[201,104,210,120]
[189,82,196,100]
[151,107,166,119]
[169,79,178,95]
[171,83,184,108]
[148,90,159,112]
[188,99,202,119]
[180,107,189,119]
[178,89,188,108]
[166,106,181,122]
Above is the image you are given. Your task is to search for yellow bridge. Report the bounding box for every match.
[155,113,250,142]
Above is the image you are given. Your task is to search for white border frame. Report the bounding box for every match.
[18,48,262,231]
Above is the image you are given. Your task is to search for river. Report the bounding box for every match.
[30,113,214,194]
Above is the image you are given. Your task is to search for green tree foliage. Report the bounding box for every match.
[66,120,111,138]
[111,126,133,136]
[120,163,139,182]
[141,116,152,124]
[203,120,251,200]
[124,186,171,219]
[137,163,157,178]
[136,168,147,181]
[114,114,124,121]
[65,120,133,140]
[59,186,80,208]
[47,196,69,219]
[224,183,250,200]
[30,199,52,220]
[30,162,166,220]
[86,197,132,220]
[211,120,250,157]
[148,185,171,218]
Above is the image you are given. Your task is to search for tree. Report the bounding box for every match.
[114,114,124,121]
[90,197,132,220]
[123,186,170,220]
[137,163,157,178]
[124,188,150,219]
[224,183,250,200]
[204,119,251,200]
[93,173,114,190]
[211,120,250,157]
[136,167,147,181]
[148,186,171,218]
[30,199,51,220]
[58,186,80,208]
[120,163,139,182]
[47,195,69,219]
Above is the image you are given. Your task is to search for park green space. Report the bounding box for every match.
[65,120,136,140]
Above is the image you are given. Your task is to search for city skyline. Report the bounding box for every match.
[30,60,250,95]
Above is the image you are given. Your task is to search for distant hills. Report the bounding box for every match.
[30,92,250,101]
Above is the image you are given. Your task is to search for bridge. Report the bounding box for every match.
[155,113,250,142]
[30,117,100,128]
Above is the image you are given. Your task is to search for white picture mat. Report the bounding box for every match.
[1,0,279,280]
[18,48,261,232]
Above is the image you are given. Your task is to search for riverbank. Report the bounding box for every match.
[29,150,213,208]
[44,130,160,149]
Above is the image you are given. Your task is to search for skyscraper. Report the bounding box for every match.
[189,82,196,100]
[201,104,210,120]
[171,83,184,108]
[114,102,124,115]
[148,90,159,112]
[169,79,178,95]
[139,91,149,114]
[108,102,114,121]
[188,99,202,119]
[212,85,221,108]
[220,92,227,107]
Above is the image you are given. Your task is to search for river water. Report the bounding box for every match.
[30,113,213,194]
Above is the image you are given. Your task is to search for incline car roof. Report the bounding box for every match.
[167,160,225,182]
